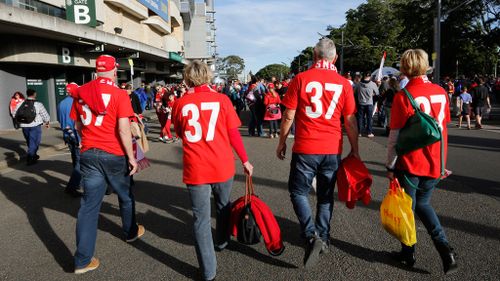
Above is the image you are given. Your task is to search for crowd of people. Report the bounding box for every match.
[8,37,500,280]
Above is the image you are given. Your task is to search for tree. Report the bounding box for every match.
[255,64,291,81]
[291,47,314,74]
[220,55,245,80]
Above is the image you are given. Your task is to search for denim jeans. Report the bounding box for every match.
[74,149,138,269]
[66,141,82,190]
[22,125,42,157]
[397,172,448,245]
[357,104,374,134]
[187,178,233,280]
[288,153,340,242]
[268,120,278,135]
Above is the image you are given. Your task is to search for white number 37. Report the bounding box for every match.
[182,102,220,143]
[305,81,343,119]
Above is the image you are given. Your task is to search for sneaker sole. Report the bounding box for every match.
[126,225,145,242]
[74,266,99,274]
[304,240,323,268]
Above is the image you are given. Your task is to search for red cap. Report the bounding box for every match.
[96,55,119,72]
[66,82,79,97]
[268,83,275,89]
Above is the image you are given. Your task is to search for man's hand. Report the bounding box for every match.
[348,150,361,160]
[128,158,138,176]
[44,123,50,129]
[276,142,287,160]
[243,161,253,176]
[386,171,395,180]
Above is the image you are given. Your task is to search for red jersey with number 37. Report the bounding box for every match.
[70,77,134,156]
[390,76,451,178]
[282,61,356,154]
[172,85,241,184]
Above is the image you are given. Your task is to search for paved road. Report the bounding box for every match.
[0,120,499,281]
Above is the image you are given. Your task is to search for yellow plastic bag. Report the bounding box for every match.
[380,179,416,246]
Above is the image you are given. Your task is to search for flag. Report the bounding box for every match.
[376,51,387,82]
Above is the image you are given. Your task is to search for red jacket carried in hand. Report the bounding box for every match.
[230,195,285,256]
[337,155,372,209]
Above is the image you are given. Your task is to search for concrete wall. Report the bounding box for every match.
[184,2,209,59]
[0,68,27,130]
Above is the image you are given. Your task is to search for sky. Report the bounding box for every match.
[215,0,366,75]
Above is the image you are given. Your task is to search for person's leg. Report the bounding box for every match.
[288,153,318,239]
[356,106,364,135]
[314,154,340,243]
[67,142,82,191]
[248,106,256,136]
[75,150,107,269]
[366,104,374,135]
[187,184,216,281]
[103,153,139,240]
[211,178,233,249]
[165,118,173,139]
[466,115,471,129]
[458,115,463,127]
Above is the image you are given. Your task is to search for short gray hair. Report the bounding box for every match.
[314,38,337,61]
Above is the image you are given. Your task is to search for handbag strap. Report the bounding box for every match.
[245,176,255,205]
[400,88,445,189]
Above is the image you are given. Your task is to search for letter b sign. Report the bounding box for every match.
[74,5,91,24]
[59,47,74,65]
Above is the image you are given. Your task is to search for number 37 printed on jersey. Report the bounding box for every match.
[182,102,220,143]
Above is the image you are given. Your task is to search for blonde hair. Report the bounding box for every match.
[183,60,213,87]
[400,49,429,78]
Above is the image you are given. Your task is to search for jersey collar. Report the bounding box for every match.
[311,60,338,72]
[97,77,119,88]
[188,84,217,94]
[407,75,431,87]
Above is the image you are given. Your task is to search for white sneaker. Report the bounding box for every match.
[367,133,375,138]
[158,136,164,142]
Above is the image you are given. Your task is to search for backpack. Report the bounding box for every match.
[236,203,261,245]
[15,100,37,124]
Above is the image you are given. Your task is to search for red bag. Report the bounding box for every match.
[337,155,372,209]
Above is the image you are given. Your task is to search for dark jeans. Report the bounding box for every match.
[288,153,340,242]
[268,120,278,134]
[357,104,374,134]
[67,141,82,190]
[397,172,448,245]
[248,106,263,136]
[22,125,42,157]
[74,149,138,269]
[187,178,233,280]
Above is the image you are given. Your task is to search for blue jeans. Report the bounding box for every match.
[187,178,233,280]
[268,120,278,134]
[288,153,340,242]
[74,149,138,268]
[22,125,42,157]
[397,172,448,245]
[357,104,373,134]
[66,141,82,190]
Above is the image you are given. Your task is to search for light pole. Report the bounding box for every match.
[433,0,441,83]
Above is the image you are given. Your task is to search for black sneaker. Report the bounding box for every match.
[214,241,228,252]
[65,187,83,197]
[304,237,323,268]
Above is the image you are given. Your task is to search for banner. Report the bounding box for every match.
[376,51,386,82]
[138,0,169,22]
[66,0,97,27]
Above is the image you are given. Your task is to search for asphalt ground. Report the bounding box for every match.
[0,118,499,281]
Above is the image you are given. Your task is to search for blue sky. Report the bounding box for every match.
[215,0,366,75]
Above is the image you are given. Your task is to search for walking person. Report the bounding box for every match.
[276,38,360,268]
[264,83,282,138]
[9,91,25,129]
[71,55,144,274]
[172,60,253,281]
[386,49,457,274]
[457,85,472,129]
[355,72,379,137]
[12,89,50,165]
[57,82,82,197]
[470,77,492,129]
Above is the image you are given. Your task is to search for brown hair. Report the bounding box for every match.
[400,49,429,78]
[183,60,212,87]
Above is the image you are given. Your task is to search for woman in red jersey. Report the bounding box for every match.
[172,60,253,281]
[264,83,282,138]
[386,49,457,274]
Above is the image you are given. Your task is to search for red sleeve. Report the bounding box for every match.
[390,91,413,129]
[117,91,134,118]
[281,76,300,110]
[342,82,356,116]
[172,101,183,137]
[70,100,78,121]
[224,96,241,129]
[264,95,270,106]
[228,128,248,163]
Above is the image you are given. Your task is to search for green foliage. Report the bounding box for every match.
[256,64,291,81]
[290,47,314,74]
[220,55,245,80]
[305,0,500,77]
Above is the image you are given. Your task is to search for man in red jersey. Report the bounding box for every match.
[172,60,253,281]
[276,38,360,268]
[71,55,144,274]
[386,49,456,274]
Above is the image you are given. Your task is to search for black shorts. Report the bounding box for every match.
[461,104,470,116]
[474,106,483,116]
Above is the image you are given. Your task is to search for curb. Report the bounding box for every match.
[0,142,67,173]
